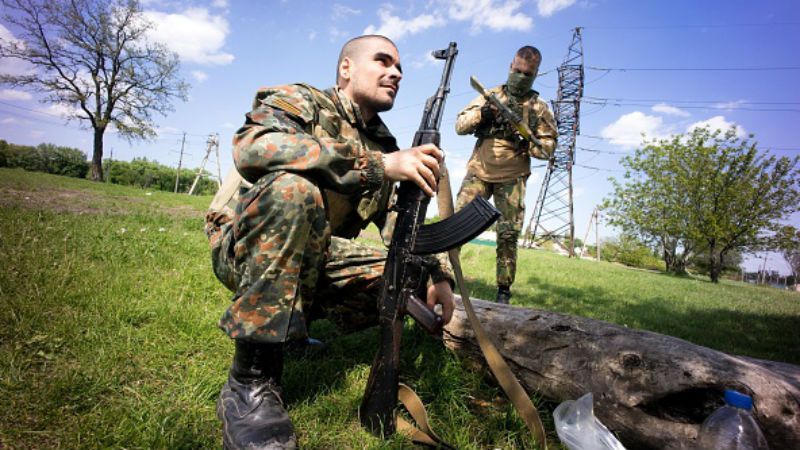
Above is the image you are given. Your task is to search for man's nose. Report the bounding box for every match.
[388,65,402,80]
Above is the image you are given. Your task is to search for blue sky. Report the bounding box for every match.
[1,0,799,274]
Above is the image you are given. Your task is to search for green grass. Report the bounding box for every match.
[1,168,798,449]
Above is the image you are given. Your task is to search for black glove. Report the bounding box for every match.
[479,103,495,127]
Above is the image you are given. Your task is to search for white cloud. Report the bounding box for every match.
[0,89,33,101]
[332,3,361,19]
[652,103,690,117]
[191,70,208,82]
[44,103,83,119]
[409,50,439,69]
[329,27,349,42]
[537,0,577,17]
[144,8,233,65]
[0,24,36,76]
[0,117,19,124]
[211,0,229,9]
[448,0,533,32]
[687,115,746,137]
[601,111,669,149]
[364,6,445,41]
[308,31,317,41]
[714,100,746,111]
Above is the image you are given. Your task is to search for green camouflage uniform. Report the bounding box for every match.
[206,84,452,343]
[454,84,557,288]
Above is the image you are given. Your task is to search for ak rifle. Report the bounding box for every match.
[470,75,543,149]
[359,42,500,440]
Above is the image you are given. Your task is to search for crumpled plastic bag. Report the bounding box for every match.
[553,393,626,450]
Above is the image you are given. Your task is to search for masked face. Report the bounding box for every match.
[506,55,539,97]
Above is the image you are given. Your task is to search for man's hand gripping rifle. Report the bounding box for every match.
[359,43,500,441]
[470,75,543,153]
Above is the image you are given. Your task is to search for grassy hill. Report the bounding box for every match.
[1,168,798,449]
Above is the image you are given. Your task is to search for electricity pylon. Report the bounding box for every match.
[523,27,584,256]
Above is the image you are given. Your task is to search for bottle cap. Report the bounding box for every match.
[724,389,753,410]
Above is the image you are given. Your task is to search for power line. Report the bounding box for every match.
[575,163,625,173]
[585,96,800,106]
[588,66,800,72]
[577,146,627,155]
[583,99,800,113]
[580,135,800,152]
[583,22,800,30]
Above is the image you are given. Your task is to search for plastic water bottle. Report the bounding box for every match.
[696,390,769,450]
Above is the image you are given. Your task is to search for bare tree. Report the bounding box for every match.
[0,0,188,180]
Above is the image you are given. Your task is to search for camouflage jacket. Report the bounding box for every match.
[228,83,453,285]
[455,85,557,183]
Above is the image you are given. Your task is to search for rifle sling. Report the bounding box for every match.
[397,383,455,449]
[395,163,548,449]
[440,162,548,448]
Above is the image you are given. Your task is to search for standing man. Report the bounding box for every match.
[206,35,455,449]
[454,46,557,304]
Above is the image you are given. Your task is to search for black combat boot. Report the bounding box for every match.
[496,286,511,304]
[217,340,297,450]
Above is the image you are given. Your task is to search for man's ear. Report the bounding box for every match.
[339,57,352,83]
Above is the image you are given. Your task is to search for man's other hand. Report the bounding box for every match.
[426,281,454,325]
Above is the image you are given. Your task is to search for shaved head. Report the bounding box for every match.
[336,35,398,85]
[515,45,542,65]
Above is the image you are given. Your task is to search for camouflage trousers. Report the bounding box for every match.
[455,172,527,288]
[205,172,384,344]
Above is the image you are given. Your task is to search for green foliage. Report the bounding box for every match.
[689,248,743,278]
[2,169,799,449]
[774,225,800,277]
[107,157,218,195]
[600,234,665,271]
[604,126,800,282]
[0,139,89,178]
[0,0,189,180]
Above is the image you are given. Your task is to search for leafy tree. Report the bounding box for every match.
[0,0,188,181]
[0,140,89,177]
[600,234,665,271]
[604,126,799,282]
[603,134,697,273]
[774,225,800,279]
[689,248,743,279]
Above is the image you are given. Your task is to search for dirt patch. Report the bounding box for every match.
[0,186,204,218]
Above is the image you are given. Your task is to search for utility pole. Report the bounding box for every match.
[213,132,222,188]
[758,253,769,285]
[189,133,219,195]
[580,206,598,259]
[175,132,186,193]
[523,27,584,256]
[595,208,600,261]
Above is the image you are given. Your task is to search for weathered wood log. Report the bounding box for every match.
[442,297,800,450]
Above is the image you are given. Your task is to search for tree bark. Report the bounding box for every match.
[442,297,800,450]
[90,126,105,181]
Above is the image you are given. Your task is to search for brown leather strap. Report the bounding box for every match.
[397,383,455,449]
[438,162,549,448]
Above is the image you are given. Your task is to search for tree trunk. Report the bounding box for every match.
[90,126,105,181]
[708,243,720,283]
[442,297,800,450]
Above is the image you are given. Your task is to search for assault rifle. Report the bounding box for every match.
[359,42,500,442]
[469,75,543,149]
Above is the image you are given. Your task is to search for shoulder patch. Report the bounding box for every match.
[252,84,316,123]
[271,98,303,118]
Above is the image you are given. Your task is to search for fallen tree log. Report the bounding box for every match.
[442,297,800,450]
